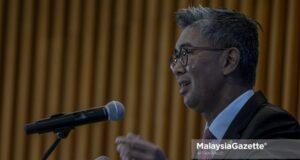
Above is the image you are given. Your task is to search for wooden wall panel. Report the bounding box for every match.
[0,0,4,100]
[282,0,300,116]
[75,0,96,159]
[225,0,239,10]
[1,0,19,159]
[1,0,300,159]
[255,0,271,94]
[123,0,144,135]
[153,0,174,153]
[106,0,128,159]
[59,0,81,159]
[267,0,286,106]
[139,0,159,142]
[89,0,112,158]
[13,0,34,159]
[28,0,50,159]
[44,1,65,159]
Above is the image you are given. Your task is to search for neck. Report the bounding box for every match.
[202,85,251,125]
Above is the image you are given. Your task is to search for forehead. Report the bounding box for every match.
[175,25,210,49]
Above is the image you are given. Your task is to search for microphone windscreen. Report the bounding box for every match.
[105,101,125,121]
[95,155,110,160]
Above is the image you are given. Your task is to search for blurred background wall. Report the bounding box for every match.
[0,0,299,159]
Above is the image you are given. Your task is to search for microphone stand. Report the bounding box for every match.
[42,127,72,160]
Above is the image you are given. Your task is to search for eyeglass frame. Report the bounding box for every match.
[169,46,226,68]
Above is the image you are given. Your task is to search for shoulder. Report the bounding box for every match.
[224,91,300,139]
[253,103,298,124]
[244,103,300,139]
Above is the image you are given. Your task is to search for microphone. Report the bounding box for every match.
[95,156,110,160]
[24,101,125,135]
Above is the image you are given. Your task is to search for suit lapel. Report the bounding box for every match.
[212,92,268,159]
[222,91,268,139]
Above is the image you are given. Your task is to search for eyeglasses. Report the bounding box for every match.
[169,47,225,68]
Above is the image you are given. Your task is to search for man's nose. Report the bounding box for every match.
[170,62,186,76]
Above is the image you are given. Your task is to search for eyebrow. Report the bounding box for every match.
[174,43,194,54]
[179,43,193,48]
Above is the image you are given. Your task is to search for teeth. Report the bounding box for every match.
[183,82,189,86]
[180,81,190,87]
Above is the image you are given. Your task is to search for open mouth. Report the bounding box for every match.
[179,81,190,88]
[179,80,190,95]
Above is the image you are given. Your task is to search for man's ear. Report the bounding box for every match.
[221,47,240,76]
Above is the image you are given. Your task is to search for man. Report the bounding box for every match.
[115,6,300,159]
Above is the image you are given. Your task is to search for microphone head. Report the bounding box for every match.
[95,156,110,160]
[105,101,125,121]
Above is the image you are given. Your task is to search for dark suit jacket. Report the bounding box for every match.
[223,91,300,139]
[194,92,300,159]
[213,91,300,159]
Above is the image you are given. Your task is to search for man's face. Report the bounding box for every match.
[170,26,224,113]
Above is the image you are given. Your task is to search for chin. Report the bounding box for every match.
[184,96,205,113]
[184,98,198,111]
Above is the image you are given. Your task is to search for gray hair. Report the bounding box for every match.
[176,6,260,87]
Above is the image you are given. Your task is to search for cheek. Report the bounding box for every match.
[188,60,216,76]
[189,61,222,87]
[186,61,204,71]
[186,62,195,70]
[188,57,216,70]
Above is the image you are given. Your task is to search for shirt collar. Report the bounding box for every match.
[205,90,254,140]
